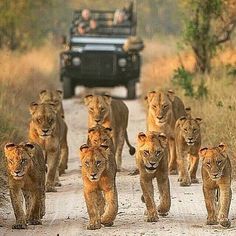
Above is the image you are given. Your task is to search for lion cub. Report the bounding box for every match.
[175,110,202,186]
[80,144,118,230]
[200,143,232,228]
[4,142,46,229]
[136,131,171,222]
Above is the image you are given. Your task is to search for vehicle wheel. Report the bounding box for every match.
[127,81,136,100]
[62,76,74,99]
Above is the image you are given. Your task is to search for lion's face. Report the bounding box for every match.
[177,116,202,146]
[88,125,112,147]
[39,89,63,116]
[145,90,175,126]
[200,144,228,180]
[4,143,35,180]
[84,95,111,125]
[80,144,109,182]
[29,102,57,139]
[137,131,167,173]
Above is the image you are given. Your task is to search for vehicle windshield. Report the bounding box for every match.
[71,10,136,38]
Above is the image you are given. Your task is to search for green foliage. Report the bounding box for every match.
[172,66,208,98]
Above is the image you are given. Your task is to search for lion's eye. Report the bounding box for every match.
[206,162,211,167]
[156,150,161,156]
[101,107,105,112]
[143,150,149,156]
[89,108,94,112]
[193,129,197,132]
[152,105,156,109]
[96,160,102,166]
[163,104,168,109]
[184,128,188,132]
[21,159,27,164]
[37,118,42,123]
[85,161,89,167]
[49,118,53,124]
[8,159,14,164]
[217,160,222,165]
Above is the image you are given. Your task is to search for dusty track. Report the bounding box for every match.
[0,87,236,236]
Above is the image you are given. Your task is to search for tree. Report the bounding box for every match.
[181,0,236,73]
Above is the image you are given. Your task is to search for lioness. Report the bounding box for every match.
[38,89,69,175]
[84,94,135,171]
[199,143,232,228]
[145,90,186,174]
[28,102,68,192]
[80,144,118,230]
[39,89,65,118]
[4,142,46,229]
[175,112,202,186]
[136,131,171,222]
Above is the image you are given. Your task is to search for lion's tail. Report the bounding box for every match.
[125,130,136,155]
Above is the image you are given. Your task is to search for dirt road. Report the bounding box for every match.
[0,87,236,236]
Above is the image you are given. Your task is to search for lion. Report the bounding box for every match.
[4,142,46,229]
[84,94,135,171]
[28,102,68,192]
[38,90,68,175]
[145,90,186,174]
[39,89,65,118]
[80,144,118,230]
[175,110,202,186]
[136,131,171,222]
[199,143,232,228]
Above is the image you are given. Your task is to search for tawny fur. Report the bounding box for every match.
[84,94,135,171]
[38,89,68,175]
[200,144,232,228]
[175,113,202,186]
[136,131,171,222]
[28,102,68,192]
[80,144,118,230]
[145,90,186,174]
[4,142,46,229]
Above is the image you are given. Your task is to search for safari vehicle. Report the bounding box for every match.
[60,4,143,99]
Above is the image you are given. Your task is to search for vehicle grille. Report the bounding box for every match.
[81,53,115,76]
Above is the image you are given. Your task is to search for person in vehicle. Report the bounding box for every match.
[113,9,130,26]
[77,22,87,35]
[88,18,98,34]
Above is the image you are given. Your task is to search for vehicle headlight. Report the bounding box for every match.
[118,58,127,67]
[72,57,81,66]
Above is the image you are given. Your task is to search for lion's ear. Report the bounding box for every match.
[176,116,187,128]
[167,89,175,102]
[39,90,47,100]
[145,91,156,104]
[103,94,111,105]
[88,127,95,133]
[84,94,93,106]
[158,133,168,148]
[195,117,202,124]
[4,143,15,152]
[199,147,208,158]
[24,143,35,157]
[29,102,39,115]
[56,90,63,99]
[105,127,112,133]
[80,144,89,153]
[138,132,146,142]
[218,143,227,153]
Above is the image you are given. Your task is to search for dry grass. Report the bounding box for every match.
[0,42,60,206]
[141,39,236,178]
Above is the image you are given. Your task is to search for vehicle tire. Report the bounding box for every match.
[127,81,136,100]
[62,76,74,99]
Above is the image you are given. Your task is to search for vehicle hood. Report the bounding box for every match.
[70,36,126,52]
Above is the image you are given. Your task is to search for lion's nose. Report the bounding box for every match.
[91,173,97,178]
[156,116,163,120]
[213,173,218,177]
[95,119,101,123]
[149,162,156,166]
[15,170,21,174]
[42,129,49,133]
